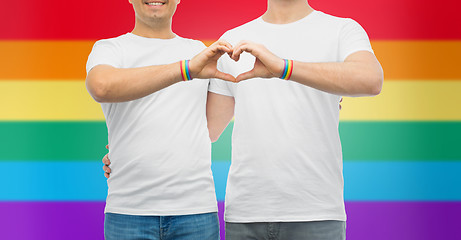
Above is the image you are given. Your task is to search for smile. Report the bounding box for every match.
[145,1,166,6]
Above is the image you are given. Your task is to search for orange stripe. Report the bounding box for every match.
[1,40,460,80]
[202,41,214,47]
[373,41,461,80]
[0,41,94,80]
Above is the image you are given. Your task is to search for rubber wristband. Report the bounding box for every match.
[180,60,192,81]
[280,59,293,80]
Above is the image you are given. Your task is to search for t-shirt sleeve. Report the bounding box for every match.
[338,19,373,61]
[209,80,234,97]
[194,40,207,52]
[86,40,122,74]
[208,57,235,97]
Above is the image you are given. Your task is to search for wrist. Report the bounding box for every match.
[179,60,193,81]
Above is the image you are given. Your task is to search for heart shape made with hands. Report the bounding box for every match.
[228,40,286,82]
[192,40,286,83]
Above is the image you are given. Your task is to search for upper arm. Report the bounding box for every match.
[86,40,122,102]
[339,19,383,95]
[206,92,235,142]
[205,47,236,142]
[86,40,121,75]
[339,19,373,62]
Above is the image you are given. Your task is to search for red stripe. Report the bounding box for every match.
[2,0,460,40]
[311,0,461,40]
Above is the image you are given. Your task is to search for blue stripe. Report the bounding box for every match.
[0,161,107,201]
[185,60,192,80]
[281,59,288,79]
[344,161,461,200]
[212,161,230,201]
[1,161,460,201]
[0,161,229,201]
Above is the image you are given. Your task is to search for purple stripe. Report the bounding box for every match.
[1,201,460,239]
[0,201,105,240]
[218,201,225,239]
[346,201,461,240]
[0,201,224,240]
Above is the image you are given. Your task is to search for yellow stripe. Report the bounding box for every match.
[340,80,461,121]
[1,80,460,121]
[0,80,104,121]
[287,59,293,79]
[180,60,186,80]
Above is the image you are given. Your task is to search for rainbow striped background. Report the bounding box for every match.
[1,0,460,239]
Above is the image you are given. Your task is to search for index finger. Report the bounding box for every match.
[215,39,233,51]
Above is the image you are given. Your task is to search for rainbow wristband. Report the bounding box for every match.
[280,59,293,80]
[180,60,192,81]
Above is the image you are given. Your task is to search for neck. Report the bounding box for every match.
[131,17,175,39]
[262,0,314,24]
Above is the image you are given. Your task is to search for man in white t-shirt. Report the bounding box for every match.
[85,0,235,239]
[205,0,384,239]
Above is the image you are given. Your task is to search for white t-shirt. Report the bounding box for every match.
[209,11,373,222]
[86,33,217,216]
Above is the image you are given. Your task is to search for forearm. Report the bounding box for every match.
[290,52,383,97]
[206,92,235,142]
[86,62,183,103]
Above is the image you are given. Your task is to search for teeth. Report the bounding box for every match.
[147,2,163,5]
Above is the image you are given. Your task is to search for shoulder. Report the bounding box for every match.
[313,11,362,30]
[176,36,207,51]
[220,18,260,42]
[92,34,129,50]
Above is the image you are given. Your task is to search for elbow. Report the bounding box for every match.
[210,137,219,143]
[369,79,382,96]
[209,131,220,143]
[87,77,110,103]
[367,68,384,96]
[208,125,222,143]
[373,71,384,96]
[91,88,108,103]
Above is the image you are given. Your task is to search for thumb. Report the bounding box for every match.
[215,71,236,83]
[236,69,256,82]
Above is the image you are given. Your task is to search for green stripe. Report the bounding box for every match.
[1,121,460,161]
[212,122,232,161]
[214,121,461,161]
[340,121,461,161]
[0,121,108,161]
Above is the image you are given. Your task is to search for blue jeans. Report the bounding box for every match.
[104,212,219,240]
[226,220,346,240]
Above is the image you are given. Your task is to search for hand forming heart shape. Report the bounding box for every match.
[189,40,285,83]
[231,40,285,82]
